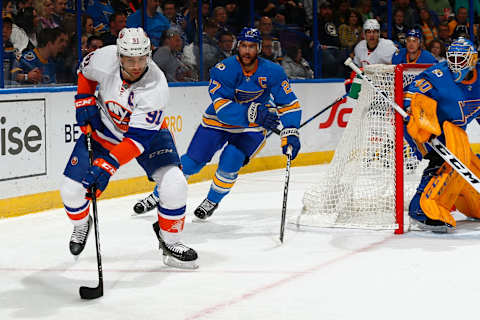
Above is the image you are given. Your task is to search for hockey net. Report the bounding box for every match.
[296,64,431,234]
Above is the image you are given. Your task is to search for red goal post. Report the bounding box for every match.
[296,63,432,234]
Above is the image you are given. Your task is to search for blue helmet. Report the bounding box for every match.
[446,37,478,83]
[237,27,262,48]
[406,28,422,40]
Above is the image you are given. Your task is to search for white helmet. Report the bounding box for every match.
[117,27,151,57]
[363,19,380,31]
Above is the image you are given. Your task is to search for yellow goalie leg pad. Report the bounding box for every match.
[406,93,441,144]
[455,150,480,219]
[419,122,472,227]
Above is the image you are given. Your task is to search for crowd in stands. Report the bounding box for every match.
[1,0,478,86]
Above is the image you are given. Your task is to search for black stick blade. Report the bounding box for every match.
[79,285,103,300]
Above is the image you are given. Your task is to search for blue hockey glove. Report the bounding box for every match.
[280,128,301,160]
[82,155,119,198]
[75,94,102,134]
[247,102,280,131]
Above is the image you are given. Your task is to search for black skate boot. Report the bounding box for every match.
[133,192,159,214]
[193,198,218,220]
[69,215,92,256]
[411,217,453,233]
[152,222,198,269]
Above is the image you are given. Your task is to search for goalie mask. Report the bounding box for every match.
[446,37,478,83]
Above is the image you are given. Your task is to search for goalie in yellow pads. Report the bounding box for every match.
[404,37,480,233]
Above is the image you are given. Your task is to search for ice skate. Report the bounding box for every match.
[133,192,159,214]
[69,215,92,256]
[193,198,218,221]
[152,222,198,269]
[410,217,453,234]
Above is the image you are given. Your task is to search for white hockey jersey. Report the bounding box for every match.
[353,38,397,68]
[78,45,169,154]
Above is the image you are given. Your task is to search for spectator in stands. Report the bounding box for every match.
[217,31,234,60]
[224,0,242,34]
[100,12,127,46]
[392,8,408,47]
[111,0,139,15]
[17,0,34,11]
[258,16,282,58]
[86,35,104,54]
[2,1,15,19]
[317,1,346,78]
[357,0,375,22]
[425,0,451,21]
[254,1,277,18]
[162,0,186,35]
[418,7,438,46]
[260,34,281,64]
[276,0,306,26]
[51,0,67,27]
[2,17,18,85]
[448,7,470,39]
[212,6,230,36]
[394,0,416,28]
[81,15,95,39]
[37,0,60,29]
[453,0,480,18]
[438,21,452,47]
[428,39,446,62]
[334,0,352,26]
[184,1,211,44]
[281,44,314,79]
[338,9,363,53]
[86,0,115,34]
[14,7,40,51]
[127,0,170,48]
[12,28,67,84]
[153,30,196,82]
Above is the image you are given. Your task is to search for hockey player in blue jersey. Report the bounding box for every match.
[404,37,480,232]
[134,27,302,219]
[391,29,438,65]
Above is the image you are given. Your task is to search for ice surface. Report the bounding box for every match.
[1,165,480,320]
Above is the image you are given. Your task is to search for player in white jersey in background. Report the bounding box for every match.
[60,27,198,269]
[353,19,397,68]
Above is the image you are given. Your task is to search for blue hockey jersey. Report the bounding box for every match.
[12,48,57,84]
[392,48,438,64]
[404,61,480,158]
[203,56,301,133]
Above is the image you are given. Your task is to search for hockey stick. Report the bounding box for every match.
[279,146,293,243]
[344,57,480,193]
[267,93,348,138]
[79,125,104,300]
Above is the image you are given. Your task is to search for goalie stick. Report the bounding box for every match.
[79,125,104,300]
[344,57,480,193]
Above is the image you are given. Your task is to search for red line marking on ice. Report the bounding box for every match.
[184,236,395,320]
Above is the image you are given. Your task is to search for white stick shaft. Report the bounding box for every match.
[343,58,480,193]
[344,58,409,119]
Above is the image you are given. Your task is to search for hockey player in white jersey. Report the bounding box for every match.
[353,19,397,67]
[60,27,198,269]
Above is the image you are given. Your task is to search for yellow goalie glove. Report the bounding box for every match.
[406,93,441,144]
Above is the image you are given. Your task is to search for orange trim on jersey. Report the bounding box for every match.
[278,102,300,114]
[34,48,48,64]
[406,51,421,64]
[462,68,478,85]
[203,117,259,128]
[91,131,117,151]
[77,72,98,94]
[66,206,90,221]
[110,138,141,166]
[158,215,185,233]
[236,56,258,76]
[213,176,235,189]
[213,99,231,111]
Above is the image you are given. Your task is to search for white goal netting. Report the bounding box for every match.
[296,64,429,232]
